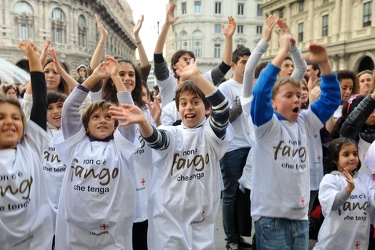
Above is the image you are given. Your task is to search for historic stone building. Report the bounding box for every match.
[0,0,137,76]
[261,0,375,72]
[166,0,264,75]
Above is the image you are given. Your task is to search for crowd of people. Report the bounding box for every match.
[2,2,375,250]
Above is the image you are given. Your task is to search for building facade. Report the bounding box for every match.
[0,0,137,78]
[261,0,375,72]
[166,0,264,75]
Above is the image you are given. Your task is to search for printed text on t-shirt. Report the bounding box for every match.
[170,149,209,176]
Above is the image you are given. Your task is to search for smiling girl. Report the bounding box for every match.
[0,41,53,249]
[314,138,375,250]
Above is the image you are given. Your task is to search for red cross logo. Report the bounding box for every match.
[201,209,205,217]
[301,197,305,205]
[100,224,109,230]
[141,178,145,186]
[355,241,360,249]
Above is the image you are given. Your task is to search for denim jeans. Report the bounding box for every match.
[220,147,250,244]
[255,217,309,250]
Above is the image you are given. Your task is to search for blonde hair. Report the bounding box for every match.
[272,77,300,99]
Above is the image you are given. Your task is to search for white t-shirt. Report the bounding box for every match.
[147,120,233,249]
[161,100,180,126]
[128,108,154,223]
[43,126,66,231]
[314,171,375,250]
[308,130,324,191]
[53,128,137,250]
[0,120,53,249]
[238,96,255,190]
[218,78,251,152]
[251,109,322,221]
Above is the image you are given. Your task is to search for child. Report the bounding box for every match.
[249,19,341,249]
[75,64,88,84]
[110,58,233,249]
[3,85,19,100]
[43,91,67,237]
[0,41,53,249]
[93,56,161,250]
[314,138,375,250]
[218,45,252,249]
[52,57,138,249]
[155,2,234,110]
[24,48,70,239]
[333,70,357,122]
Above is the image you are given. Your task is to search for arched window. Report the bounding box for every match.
[51,8,66,44]
[192,30,203,58]
[13,1,34,40]
[180,31,188,50]
[78,15,87,47]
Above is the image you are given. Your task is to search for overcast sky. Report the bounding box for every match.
[126,0,168,59]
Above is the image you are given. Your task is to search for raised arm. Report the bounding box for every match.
[154,3,178,55]
[209,16,236,85]
[340,92,375,140]
[39,38,51,68]
[242,14,278,98]
[251,19,292,126]
[178,59,230,139]
[221,16,235,67]
[153,2,179,82]
[103,55,136,143]
[48,49,78,91]
[62,62,109,139]
[18,41,47,130]
[303,44,341,124]
[290,43,307,82]
[133,15,152,84]
[90,14,108,70]
[134,15,150,67]
[279,21,307,82]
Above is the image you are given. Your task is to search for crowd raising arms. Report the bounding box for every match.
[3,5,375,250]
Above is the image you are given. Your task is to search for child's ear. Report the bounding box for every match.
[271,99,277,110]
[205,106,212,116]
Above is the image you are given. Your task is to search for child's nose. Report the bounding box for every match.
[186,103,193,109]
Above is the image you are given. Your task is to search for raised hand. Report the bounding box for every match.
[104,55,119,77]
[109,104,145,126]
[133,15,144,36]
[302,44,329,65]
[309,86,321,104]
[166,2,179,25]
[40,38,51,66]
[177,58,200,82]
[343,167,355,193]
[95,14,108,39]
[19,41,39,58]
[222,16,236,38]
[264,14,279,42]
[48,49,65,74]
[91,61,109,80]
[275,18,296,46]
[19,41,42,71]
[144,96,162,126]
